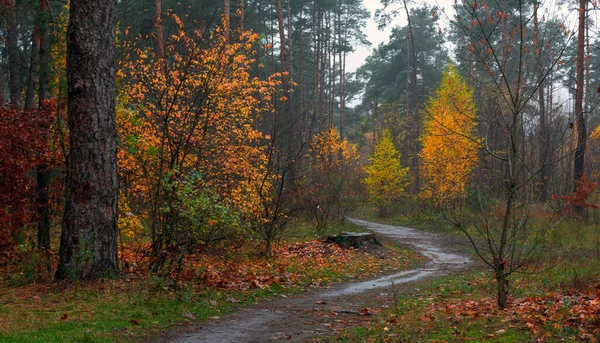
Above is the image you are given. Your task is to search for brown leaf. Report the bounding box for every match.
[130,319,140,325]
[359,308,372,316]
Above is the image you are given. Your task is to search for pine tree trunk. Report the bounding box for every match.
[239,0,245,31]
[224,0,230,38]
[533,2,548,202]
[35,0,52,252]
[38,0,51,103]
[299,32,307,142]
[329,12,334,129]
[275,0,288,98]
[6,0,20,108]
[310,3,320,140]
[403,0,420,193]
[0,60,4,105]
[340,50,345,137]
[24,30,40,110]
[155,0,166,74]
[573,0,587,215]
[57,0,119,280]
[276,0,295,180]
[319,12,325,132]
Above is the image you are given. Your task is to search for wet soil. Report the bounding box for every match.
[152,218,473,343]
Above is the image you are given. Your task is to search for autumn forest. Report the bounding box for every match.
[1,0,600,341]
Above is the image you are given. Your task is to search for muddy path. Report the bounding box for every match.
[154,218,473,343]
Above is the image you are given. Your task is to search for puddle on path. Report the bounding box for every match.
[322,269,435,297]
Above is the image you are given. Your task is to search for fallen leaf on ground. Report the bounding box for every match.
[359,308,372,316]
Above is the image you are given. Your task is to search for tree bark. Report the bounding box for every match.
[36,0,52,252]
[155,0,166,74]
[275,0,294,172]
[275,0,289,105]
[224,0,230,39]
[495,263,508,309]
[0,59,4,106]
[239,0,245,31]
[403,0,420,193]
[573,0,586,214]
[57,0,119,280]
[533,1,548,202]
[338,1,346,137]
[24,25,40,110]
[38,0,51,103]
[310,3,321,140]
[6,0,20,108]
[319,12,325,131]
[299,27,307,142]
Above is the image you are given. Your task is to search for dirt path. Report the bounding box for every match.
[155,218,472,343]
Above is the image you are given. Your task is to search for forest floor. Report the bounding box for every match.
[154,218,473,343]
[3,213,599,342]
[0,220,422,343]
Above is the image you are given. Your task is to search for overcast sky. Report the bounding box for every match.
[346,0,455,74]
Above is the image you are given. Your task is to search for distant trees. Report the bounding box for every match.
[358,5,448,188]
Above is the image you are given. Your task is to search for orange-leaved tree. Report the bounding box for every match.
[363,130,409,217]
[299,128,360,235]
[117,15,281,273]
[420,64,479,207]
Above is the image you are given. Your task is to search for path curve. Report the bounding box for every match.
[158,218,472,343]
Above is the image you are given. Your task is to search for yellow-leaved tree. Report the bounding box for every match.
[363,130,409,217]
[420,65,479,206]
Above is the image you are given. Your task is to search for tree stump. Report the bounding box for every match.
[326,232,381,249]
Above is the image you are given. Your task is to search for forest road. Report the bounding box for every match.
[156,218,472,343]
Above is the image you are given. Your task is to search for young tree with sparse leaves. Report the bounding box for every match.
[450,0,571,309]
[299,128,360,235]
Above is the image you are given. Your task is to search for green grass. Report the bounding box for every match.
[0,278,307,342]
[0,282,228,343]
[284,219,369,242]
